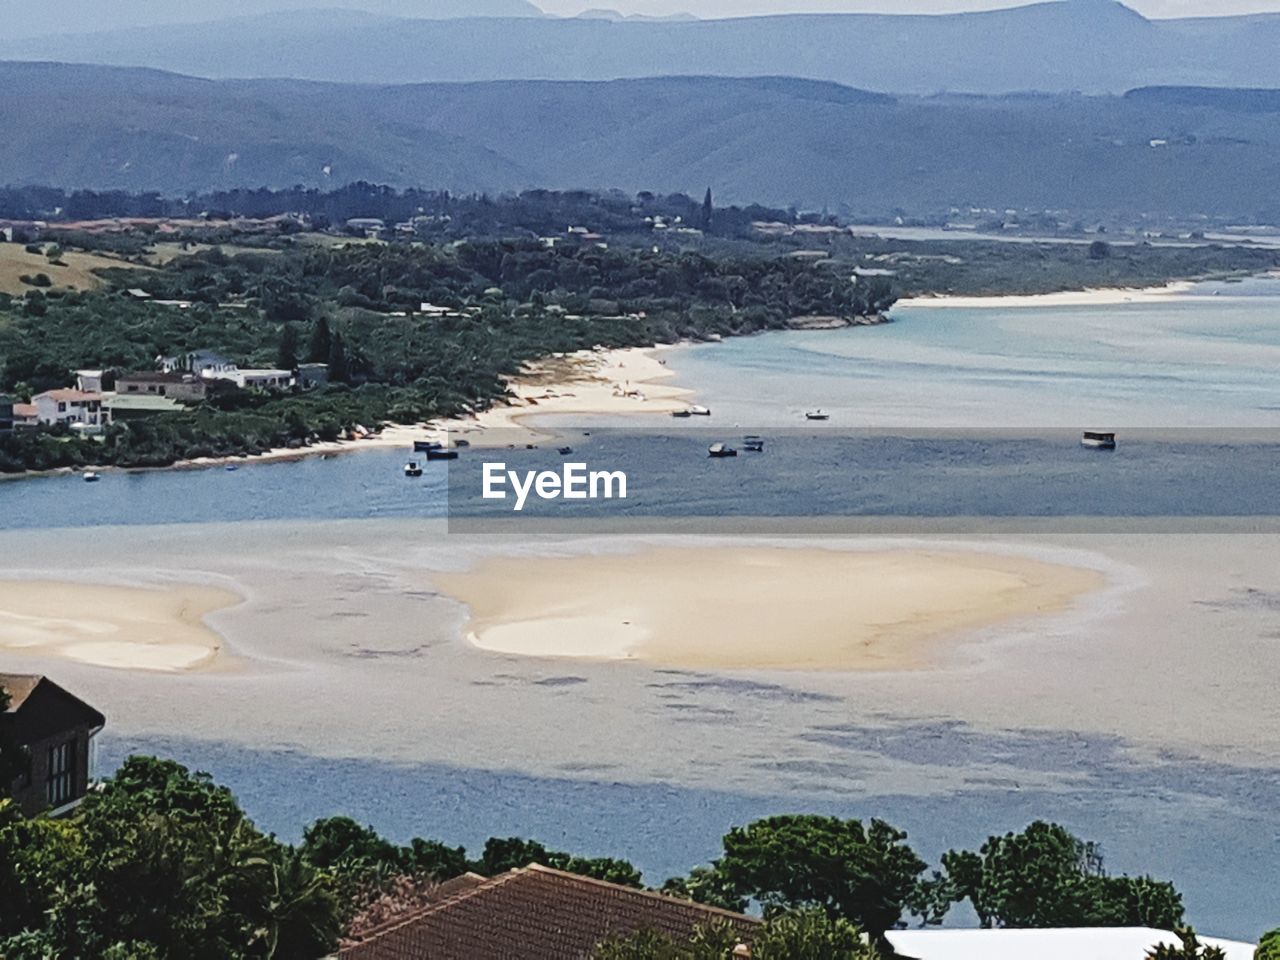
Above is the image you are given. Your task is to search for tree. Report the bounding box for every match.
[327,331,350,383]
[662,865,748,913]
[1257,929,1280,960]
[277,323,300,371]
[593,911,881,960]
[307,317,332,364]
[1147,926,1227,960]
[701,188,714,233]
[478,836,643,887]
[1089,239,1112,259]
[940,821,1184,930]
[715,815,926,941]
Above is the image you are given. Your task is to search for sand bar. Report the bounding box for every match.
[436,546,1104,671]
[896,282,1197,309]
[0,580,238,672]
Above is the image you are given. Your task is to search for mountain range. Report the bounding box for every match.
[2,62,1277,221]
[7,2,1280,94]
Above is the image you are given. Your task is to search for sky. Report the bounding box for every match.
[537,0,1280,16]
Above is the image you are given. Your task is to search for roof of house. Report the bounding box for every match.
[34,389,101,403]
[13,403,37,419]
[107,395,184,413]
[116,370,193,384]
[339,864,760,960]
[0,674,106,744]
[886,928,1257,960]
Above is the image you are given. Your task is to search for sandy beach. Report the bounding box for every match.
[0,580,239,672]
[435,545,1104,671]
[896,282,1197,309]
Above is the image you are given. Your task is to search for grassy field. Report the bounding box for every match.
[0,242,143,295]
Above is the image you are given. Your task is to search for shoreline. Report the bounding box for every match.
[895,280,1199,309]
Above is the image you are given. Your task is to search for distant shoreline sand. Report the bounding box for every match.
[896,281,1197,309]
[435,545,1104,672]
[0,579,239,672]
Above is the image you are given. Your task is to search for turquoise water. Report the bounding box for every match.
[667,277,1280,429]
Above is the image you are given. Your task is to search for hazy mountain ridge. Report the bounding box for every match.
[2,63,1278,221]
[7,2,1280,93]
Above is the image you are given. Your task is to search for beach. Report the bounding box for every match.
[436,545,1104,671]
[895,282,1197,309]
[0,579,238,672]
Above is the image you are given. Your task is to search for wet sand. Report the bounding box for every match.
[0,580,239,671]
[436,546,1105,671]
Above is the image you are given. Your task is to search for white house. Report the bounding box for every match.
[205,368,293,390]
[74,369,108,393]
[886,928,1257,960]
[161,350,237,377]
[32,389,107,428]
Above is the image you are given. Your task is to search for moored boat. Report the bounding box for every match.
[1082,431,1117,450]
[413,440,442,452]
[743,435,765,452]
[83,471,101,483]
[689,405,712,416]
[426,448,459,461]
[805,410,830,421]
[708,443,738,458]
[671,409,693,418]
[557,447,574,455]
[404,461,423,477]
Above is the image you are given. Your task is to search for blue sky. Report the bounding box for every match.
[538,0,1280,16]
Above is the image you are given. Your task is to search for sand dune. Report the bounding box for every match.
[0,580,238,672]
[436,546,1104,671]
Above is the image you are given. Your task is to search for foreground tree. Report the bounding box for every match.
[714,815,926,941]
[478,835,643,887]
[1147,926,1227,960]
[940,821,1184,930]
[1257,929,1280,960]
[593,910,881,960]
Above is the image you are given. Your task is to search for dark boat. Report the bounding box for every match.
[558,447,574,455]
[743,436,765,452]
[1082,431,1117,450]
[454,439,471,448]
[671,409,693,419]
[426,448,459,461]
[708,443,738,458]
[414,440,443,452]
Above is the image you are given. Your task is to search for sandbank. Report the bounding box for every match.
[436,546,1104,671]
[0,580,238,672]
[896,282,1196,309]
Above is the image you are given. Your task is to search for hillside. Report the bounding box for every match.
[2,63,1280,221]
[7,2,1280,94]
[3,0,542,41]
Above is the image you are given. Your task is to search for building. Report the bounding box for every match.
[32,389,107,428]
[160,349,237,377]
[885,928,1257,960]
[74,369,110,393]
[0,395,12,434]
[115,370,208,403]
[106,394,184,421]
[339,864,760,960]
[207,368,293,390]
[0,674,106,817]
[11,403,37,429]
[296,363,330,389]
[346,218,386,239]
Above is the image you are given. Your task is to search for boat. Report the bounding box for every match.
[453,439,471,448]
[743,435,765,452]
[689,405,712,416]
[413,440,443,453]
[404,461,423,477]
[671,409,693,419]
[805,410,830,421]
[426,448,459,461]
[557,447,574,455]
[225,465,239,472]
[1082,431,1117,450]
[83,471,101,483]
[708,443,738,458]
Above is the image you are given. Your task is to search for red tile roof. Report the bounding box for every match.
[34,389,101,403]
[339,864,760,960]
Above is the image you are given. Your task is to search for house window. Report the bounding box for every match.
[58,402,67,413]
[47,740,76,807]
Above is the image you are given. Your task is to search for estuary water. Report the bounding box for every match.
[3,280,1280,939]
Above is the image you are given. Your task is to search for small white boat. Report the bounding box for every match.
[708,443,738,458]
[404,461,424,477]
[1082,431,1117,450]
[689,405,712,416]
[805,410,830,421]
[83,471,101,483]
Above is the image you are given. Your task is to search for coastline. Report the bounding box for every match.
[895,281,1198,309]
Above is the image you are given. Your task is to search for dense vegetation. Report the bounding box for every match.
[0,754,1214,960]
[0,236,893,472]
